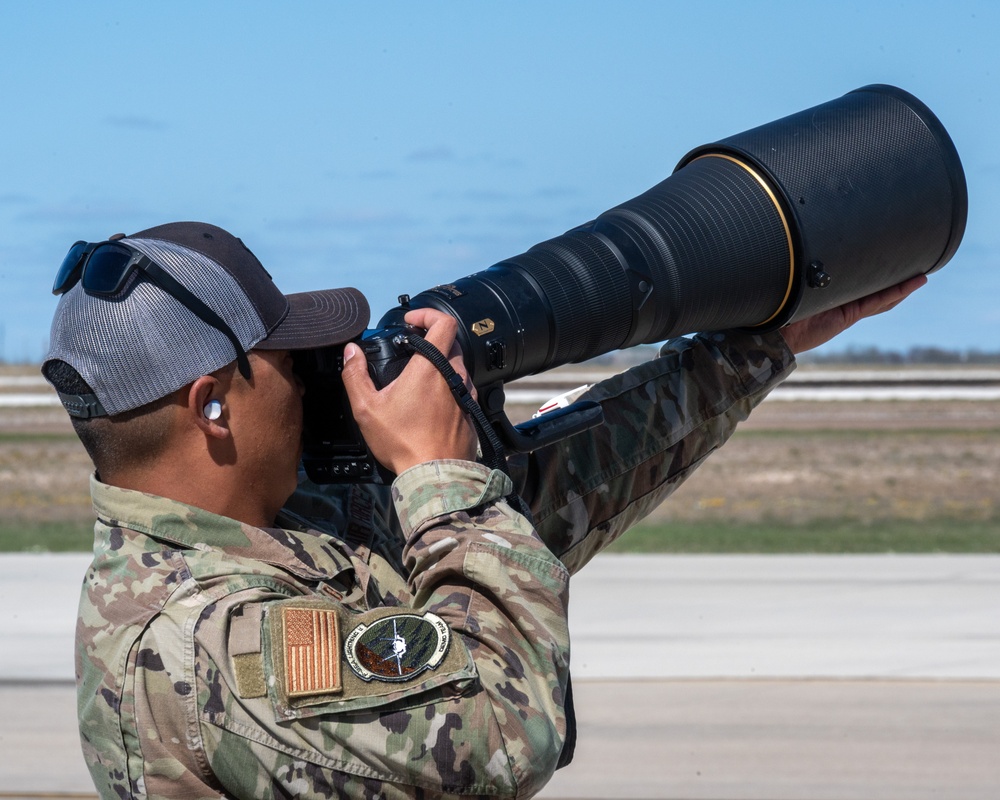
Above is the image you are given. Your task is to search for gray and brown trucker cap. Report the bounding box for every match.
[43,221,370,417]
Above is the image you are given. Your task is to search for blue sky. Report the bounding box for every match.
[1,1,997,362]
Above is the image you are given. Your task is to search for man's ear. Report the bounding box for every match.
[187,375,230,440]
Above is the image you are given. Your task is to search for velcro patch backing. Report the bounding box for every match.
[266,600,478,715]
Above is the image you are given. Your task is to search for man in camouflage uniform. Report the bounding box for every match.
[43,222,923,799]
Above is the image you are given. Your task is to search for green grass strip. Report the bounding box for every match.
[3,518,1000,554]
[0,520,93,552]
[607,519,1000,554]
[0,431,78,443]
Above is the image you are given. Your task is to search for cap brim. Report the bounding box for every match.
[255,288,370,350]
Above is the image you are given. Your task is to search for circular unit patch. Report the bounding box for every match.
[344,612,450,682]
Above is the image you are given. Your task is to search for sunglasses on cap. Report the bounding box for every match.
[53,239,252,379]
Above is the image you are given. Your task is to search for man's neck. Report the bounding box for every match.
[104,462,277,529]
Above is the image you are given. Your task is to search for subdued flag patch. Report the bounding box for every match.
[282,606,342,697]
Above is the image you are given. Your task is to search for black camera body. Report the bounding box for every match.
[295,325,422,484]
[299,84,967,485]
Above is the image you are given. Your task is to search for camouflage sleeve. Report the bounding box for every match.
[163,462,570,799]
[510,329,795,572]
[389,459,572,791]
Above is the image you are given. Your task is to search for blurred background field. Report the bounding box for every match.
[3,362,999,554]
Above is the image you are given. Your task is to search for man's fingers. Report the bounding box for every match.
[343,311,479,471]
[340,342,376,413]
[402,309,473,390]
[858,274,927,319]
[405,309,460,355]
[780,274,928,355]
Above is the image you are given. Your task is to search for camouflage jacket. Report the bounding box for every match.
[76,330,793,800]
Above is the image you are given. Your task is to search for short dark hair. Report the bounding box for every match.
[42,360,177,477]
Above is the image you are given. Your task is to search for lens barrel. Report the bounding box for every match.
[681,84,968,322]
[378,84,967,388]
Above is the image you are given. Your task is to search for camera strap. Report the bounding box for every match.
[397,332,532,520]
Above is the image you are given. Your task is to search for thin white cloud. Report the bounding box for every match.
[406,145,456,162]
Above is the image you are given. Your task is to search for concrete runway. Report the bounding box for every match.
[1,553,998,799]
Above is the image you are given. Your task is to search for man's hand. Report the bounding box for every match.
[779,274,928,355]
[341,308,478,475]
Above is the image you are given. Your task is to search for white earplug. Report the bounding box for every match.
[203,399,222,420]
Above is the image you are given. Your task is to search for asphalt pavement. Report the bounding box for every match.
[1,553,998,799]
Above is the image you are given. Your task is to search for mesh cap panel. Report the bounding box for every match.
[45,238,269,415]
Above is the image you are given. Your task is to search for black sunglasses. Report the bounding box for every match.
[53,240,252,379]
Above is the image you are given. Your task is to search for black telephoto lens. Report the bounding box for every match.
[377,84,966,390]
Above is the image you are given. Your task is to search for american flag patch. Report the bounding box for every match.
[282,606,342,697]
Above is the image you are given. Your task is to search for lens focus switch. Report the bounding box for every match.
[486,339,506,371]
